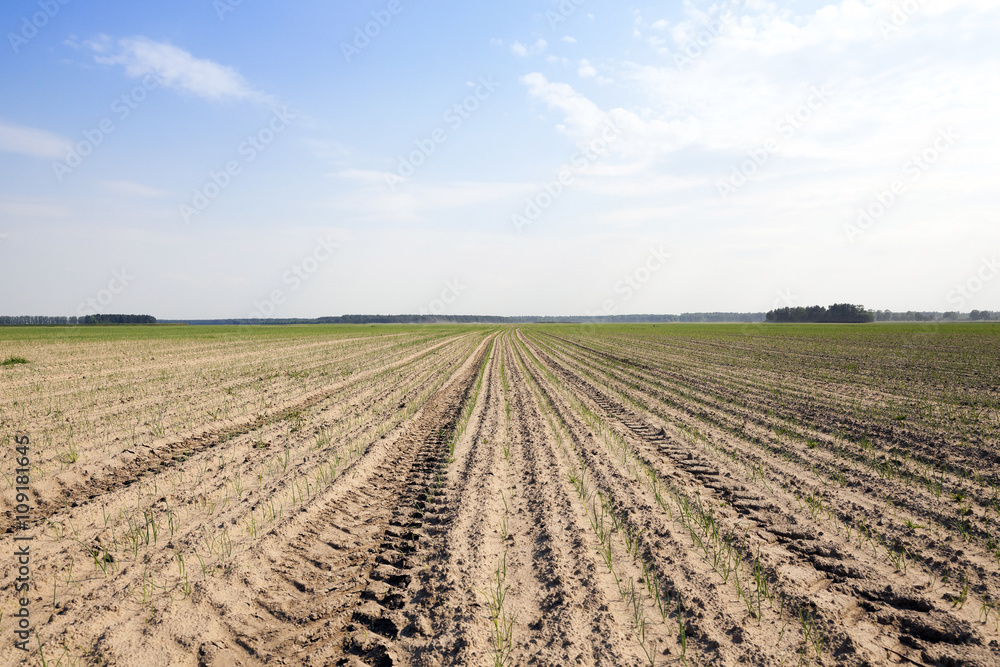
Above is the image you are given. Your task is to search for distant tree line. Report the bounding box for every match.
[161,316,552,325]
[159,313,770,326]
[872,310,998,322]
[0,315,156,326]
[80,314,156,324]
[766,304,874,323]
[4,310,994,327]
[678,312,766,323]
[167,310,996,326]
[320,315,544,324]
[873,310,938,322]
[326,314,768,324]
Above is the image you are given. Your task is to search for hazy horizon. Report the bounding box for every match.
[2,1,998,319]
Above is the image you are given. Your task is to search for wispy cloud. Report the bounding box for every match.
[92,36,270,104]
[510,38,548,58]
[577,59,613,85]
[522,0,1000,194]
[522,73,609,135]
[0,120,71,159]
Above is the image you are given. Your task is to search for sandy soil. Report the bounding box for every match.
[2,326,999,666]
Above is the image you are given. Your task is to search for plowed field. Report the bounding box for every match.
[2,323,999,666]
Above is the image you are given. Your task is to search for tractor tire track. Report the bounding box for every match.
[525,329,1000,666]
[0,335,469,536]
[209,334,494,666]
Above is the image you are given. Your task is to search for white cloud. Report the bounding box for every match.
[521,73,692,162]
[562,36,578,44]
[92,37,270,103]
[83,34,112,53]
[522,73,609,136]
[0,120,71,159]
[525,0,1000,186]
[575,59,614,85]
[510,38,548,58]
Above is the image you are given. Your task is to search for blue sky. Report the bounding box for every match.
[1,0,998,318]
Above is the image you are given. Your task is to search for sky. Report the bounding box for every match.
[0,0,998,319]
